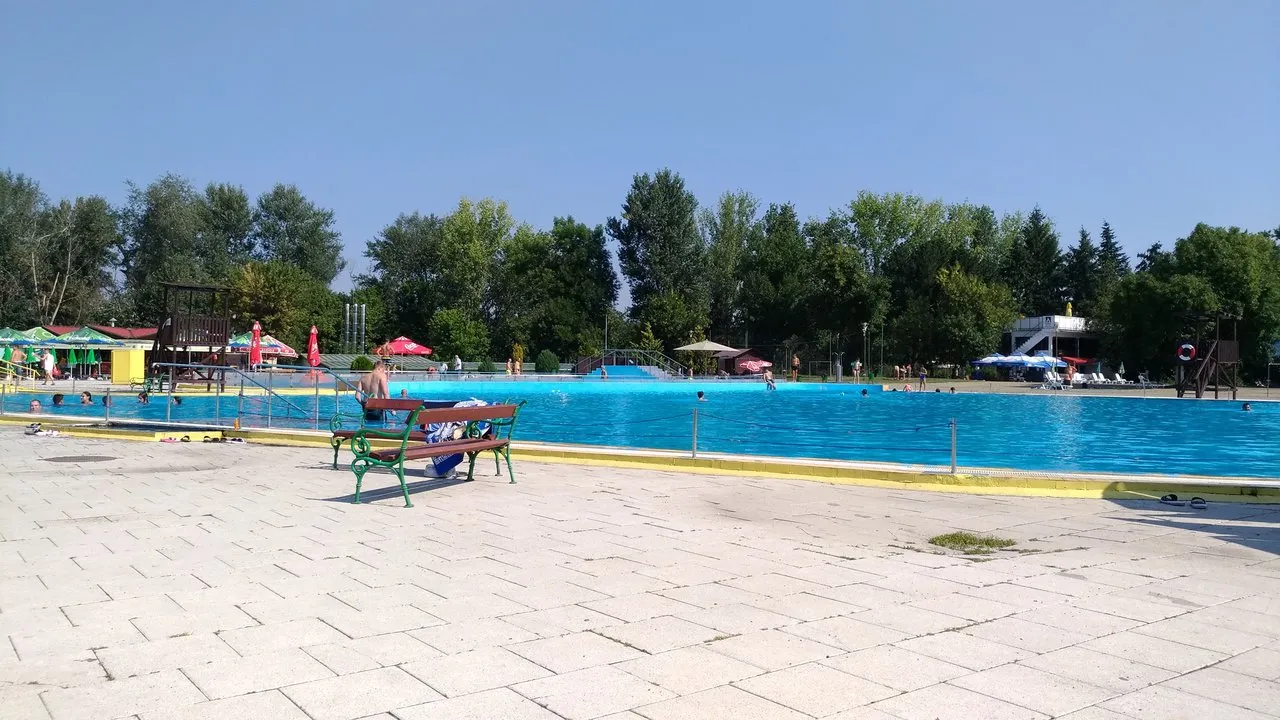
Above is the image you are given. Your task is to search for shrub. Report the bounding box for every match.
[534,349,559,374]
[350,355,374,371]
[476,358,497,373]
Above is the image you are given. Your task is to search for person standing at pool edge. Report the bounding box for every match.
[791,353,800,382]
[917,364,927,391]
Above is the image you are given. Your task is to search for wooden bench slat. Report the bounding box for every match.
[370,438,508,463]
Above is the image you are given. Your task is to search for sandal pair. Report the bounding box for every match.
[1160,493,1207,510]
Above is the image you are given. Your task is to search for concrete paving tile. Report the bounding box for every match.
[706,629,842,670]
[393,687,562,720]
[1214,647,1280,681]
[775,562,882,587]
[402,647,551,697]
[1132,614,1267,654]
[922,563,1021,587]
[62,595,185,627]
[414,592,533,623]
[721,573,826,598]
[866,572,971,599]
[636,562,735,587]
[0,651,108,688]
[1018,645,1175,692]
[1054,709,1139,720]
[675,602,797,635]
[1073,593,1191,622]
[852,604,970,635]
[823,644,969,692]
[785,616,909,652]
[869,682,1047,720]
[184,647,334,699]
[959,583,1072,610]
[617,645,763,695]
[409,617,538,654]
[41,669,207,720]
[508,630,643,673]
[751,592,866,621]
[962,616,1094,653]
[97,632,238,678]
[1081,631,1227,673]
[1162,666,1280,714]
[0,687,51,720]
[633,684,810,720]
[513,665,675,720]
[598,615,721,653]
[734,661,898,716]
[9,621,147,661]
[237,593,355,625]
[218,618,347,656]
[566,571,674,596]
[496,581,610,611]
[950,662,1118,716]
[1013,605,1142,638]
[321,604,446,638]
[1014,573,1117,598]
[282,666,442,720]
[814,583,911,609]
[342,632,444,666]
[909,592,1021,622]
[131,606,259,641]
[303,641,383,675]
[657,582,765,609]
[582,592,699,622]
[1100,685,1275,720]
[896,630,1032,670]
[136,689,309,720]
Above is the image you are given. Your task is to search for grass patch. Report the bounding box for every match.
[929,531,1016,555]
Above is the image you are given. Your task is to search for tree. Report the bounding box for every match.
[360,212,446,343]
[607,169,706,345]
[228,260,341,352]
[739,203,809,345]
[636,322,663,353]
[1096,221,1129,294]
[428,308,490,360]
[933,266,1019,366]
[197,183,254,281]
[117,174,206,323]
[1135,242,1170,274]
[1005,206,1064,315]
[701,191,759,341]
[1064,227,1100,315]
[442,197,514,314]
[252,184,344,285]
[534,349,559,373]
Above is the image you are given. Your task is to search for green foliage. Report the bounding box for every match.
[929,532,1016,554]
[1005,206,1064,315]
[511,342,524,364]
[636,322,663,353]
[534,349,559,373]
[933,266,1019,366]
[429,308,490,360]
[608,169,707,347]
[350,355,374,371]
[228,260,340,352]
[1065,228,1100,316]
[701,191,759,339]
[476,358,497,373]
[252,184,345,284]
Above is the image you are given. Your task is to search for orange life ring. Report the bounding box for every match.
[1176,343,1196,363]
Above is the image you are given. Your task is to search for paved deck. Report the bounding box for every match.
[1,430,1278,720]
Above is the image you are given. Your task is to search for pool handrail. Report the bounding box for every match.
[150,362,311,419]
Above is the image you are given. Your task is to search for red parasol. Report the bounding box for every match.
[739,359,773,373]
[307,325,321,367]
[249,321,263,366]
[376,336,432,356]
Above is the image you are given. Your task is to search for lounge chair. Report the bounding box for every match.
[1041,371,1064,390]
[1110,372,1131,384]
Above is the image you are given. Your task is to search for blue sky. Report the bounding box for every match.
[3,0,1277,297]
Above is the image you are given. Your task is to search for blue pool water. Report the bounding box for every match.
[8,381,1278,478]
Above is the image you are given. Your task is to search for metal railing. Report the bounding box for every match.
[576,348,686,378]
[150,362,312,426]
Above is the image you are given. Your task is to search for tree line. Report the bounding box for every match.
[2,168,1277,379]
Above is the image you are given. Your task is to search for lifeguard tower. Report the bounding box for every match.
[150,282,232,389]
[1175,312,1240,400]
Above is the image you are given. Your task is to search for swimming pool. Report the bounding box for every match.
[7,381,1277,479]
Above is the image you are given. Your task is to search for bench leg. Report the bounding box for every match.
[395,459,413,508]
[503,447,516,484]
[493,450,501,476]
[331,439,341,470]
[351,460,368,504]
[465,451,478,482]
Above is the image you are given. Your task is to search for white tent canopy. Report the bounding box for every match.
[674,340,739,353]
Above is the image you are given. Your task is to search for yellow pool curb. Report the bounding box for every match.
[3,417,1276,503]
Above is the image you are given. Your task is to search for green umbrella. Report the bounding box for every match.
[24,327,55,341]
[2,346,10,363]
[0,327,25,342]
[68,348,80,366]
[86,348,97,365]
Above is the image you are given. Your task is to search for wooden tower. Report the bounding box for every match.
[151,282,232,388]
[1175,313,1240,400]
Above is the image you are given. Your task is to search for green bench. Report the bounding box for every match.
[348,402,523,508]
[329,397,429,469]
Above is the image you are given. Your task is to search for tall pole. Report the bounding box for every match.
[604,312,609,353]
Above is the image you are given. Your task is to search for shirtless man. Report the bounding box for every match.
[357,362,390,421]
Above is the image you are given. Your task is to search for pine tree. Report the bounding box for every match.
[1005,207,1064,315]
[1096,221,1130,291]
[1066,228,1100,315]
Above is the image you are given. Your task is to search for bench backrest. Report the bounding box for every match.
[365,398,426,412]
[413,404,518,426]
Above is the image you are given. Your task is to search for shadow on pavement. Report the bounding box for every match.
[1106,495,1280,556]
[318,474,470,504]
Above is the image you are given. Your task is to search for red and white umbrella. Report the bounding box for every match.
[307,325,321,368]
[376,336,432,356]
[249,321,263,366]
[739,359,773,373]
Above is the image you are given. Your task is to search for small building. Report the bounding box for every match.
[1005,315,1101,359]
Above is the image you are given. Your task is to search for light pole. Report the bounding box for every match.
[862,322,869,380]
